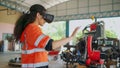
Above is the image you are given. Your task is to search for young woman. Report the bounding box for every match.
[14,4,80,68]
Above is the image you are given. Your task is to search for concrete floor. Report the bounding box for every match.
[0,52,20,68]
[0,52,66,68]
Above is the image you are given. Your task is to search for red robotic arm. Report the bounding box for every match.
[86,35,104,66]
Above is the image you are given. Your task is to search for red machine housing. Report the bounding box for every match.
[86,35,104,66]
[48,50,59,55]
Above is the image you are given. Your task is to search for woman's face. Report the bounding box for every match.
[37,12,46,26]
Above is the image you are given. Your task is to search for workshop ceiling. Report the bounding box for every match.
[10,0,70,9]
[0,0,70,13]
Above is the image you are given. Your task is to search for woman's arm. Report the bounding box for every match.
[52,27,80,50]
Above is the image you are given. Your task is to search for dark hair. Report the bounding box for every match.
[14,4,46,42]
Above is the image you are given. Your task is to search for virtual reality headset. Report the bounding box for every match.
[43,13,54,23]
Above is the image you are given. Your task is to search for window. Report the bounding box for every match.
[42,21,66,40]
[69,19,93,45]
[69,17,120,45]
[98,17,120,39]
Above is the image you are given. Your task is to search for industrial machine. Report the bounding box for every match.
[61,21,120,68]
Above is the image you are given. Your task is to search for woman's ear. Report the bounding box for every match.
[37,12,42,19]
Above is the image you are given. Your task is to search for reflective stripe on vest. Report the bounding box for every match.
[34,34,46,47]
[22,48,46,54]
[22,62,48,68]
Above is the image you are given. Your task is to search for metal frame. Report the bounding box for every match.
[52,0,120,21]
[54,10,120,21]
[0,0,120,21]
[0,0,28,13]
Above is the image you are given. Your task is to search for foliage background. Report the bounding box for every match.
[42,21,66,40]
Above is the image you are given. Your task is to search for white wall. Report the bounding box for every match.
[0,6,21,40]
[0,23,14,40]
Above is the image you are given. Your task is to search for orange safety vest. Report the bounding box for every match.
[20,23,50,68]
